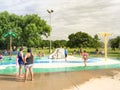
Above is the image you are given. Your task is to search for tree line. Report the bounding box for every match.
[0,11,119,51]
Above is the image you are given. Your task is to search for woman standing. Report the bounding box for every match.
[64,48,68,61]
[24,48,34,82]
[17,48,24,78]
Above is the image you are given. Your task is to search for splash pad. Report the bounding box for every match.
[0,56,120,74]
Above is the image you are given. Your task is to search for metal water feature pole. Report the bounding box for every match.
[99,32,112,61]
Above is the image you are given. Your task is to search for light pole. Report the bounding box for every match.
[47,9,54,53]
[99,32,112,61]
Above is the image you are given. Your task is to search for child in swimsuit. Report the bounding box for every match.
[82,50,88,66]
[0,53,3,64]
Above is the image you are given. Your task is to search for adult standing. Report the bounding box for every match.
[24,48,34,82]
[17,47,24,78]
[64,48,68,61]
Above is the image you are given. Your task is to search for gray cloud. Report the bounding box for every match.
[0,0,120,40]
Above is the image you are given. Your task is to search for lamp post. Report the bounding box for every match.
[47,9,54,53]
[99,32,112,61]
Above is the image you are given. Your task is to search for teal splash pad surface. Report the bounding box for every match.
[0,56,120,74]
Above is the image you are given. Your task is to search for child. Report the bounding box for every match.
[37,52,41,59]
[0,53,3,64]
[82,50,88,66]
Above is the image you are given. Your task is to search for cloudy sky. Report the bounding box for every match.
[0,0,120,40]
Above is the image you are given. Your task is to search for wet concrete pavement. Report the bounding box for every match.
[0,69,120,90]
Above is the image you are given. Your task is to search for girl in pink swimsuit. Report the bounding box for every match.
[82,50,88,66]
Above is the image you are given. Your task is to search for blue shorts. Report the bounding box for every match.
[18,60,24,66]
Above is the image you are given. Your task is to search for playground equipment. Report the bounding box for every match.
[49,48,65,59]
[4,30,16,59]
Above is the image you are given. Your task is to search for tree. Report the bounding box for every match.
[0,11,51,49]
[0,11,11,49]
[41,40,50,48]
[109,36,120,50]
[52,40,67,48]
[20,14,51,47]
[67,31,95,48]
[92,34,101,48]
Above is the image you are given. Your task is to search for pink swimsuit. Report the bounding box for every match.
[82,53,87,59]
